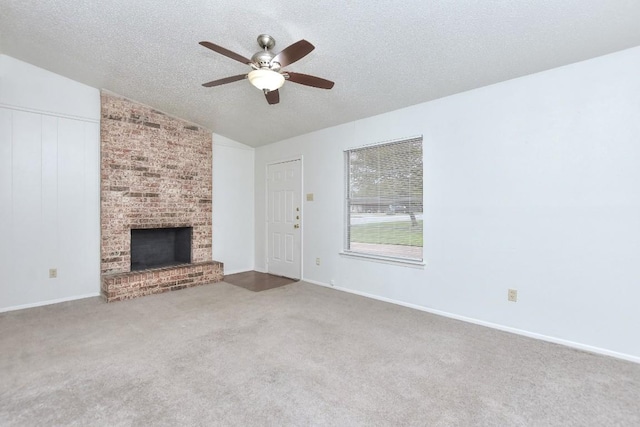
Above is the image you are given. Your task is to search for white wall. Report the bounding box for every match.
[212,134,255,274]
[0,55,100,121]
[0,55,101,312]
[255,46,640,361]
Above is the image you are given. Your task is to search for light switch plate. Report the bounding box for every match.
[306,193,314,201]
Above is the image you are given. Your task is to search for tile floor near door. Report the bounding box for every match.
[224,271,298,292]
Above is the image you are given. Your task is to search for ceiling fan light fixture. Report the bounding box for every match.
[248,69,285,91]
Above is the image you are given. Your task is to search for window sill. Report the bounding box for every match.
[339,251,425,269]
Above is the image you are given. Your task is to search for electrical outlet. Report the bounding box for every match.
[316,258,320,266]
[508,289,517,302]
[49,268,57,279]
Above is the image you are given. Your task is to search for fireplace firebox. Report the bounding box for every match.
[130,227,192,271]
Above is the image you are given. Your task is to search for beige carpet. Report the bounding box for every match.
[1,281,639,426]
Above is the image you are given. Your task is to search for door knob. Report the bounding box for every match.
[294,224,300,229]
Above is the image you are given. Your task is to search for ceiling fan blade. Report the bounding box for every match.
[265,89,280,105]
[286,72,335,89]
[271,40,314,67]
[202,74,246,87]
[199,41,252,65]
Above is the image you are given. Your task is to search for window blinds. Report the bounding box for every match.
[345,137,423,262]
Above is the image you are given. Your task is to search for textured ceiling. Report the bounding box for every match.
[2,1,640,147]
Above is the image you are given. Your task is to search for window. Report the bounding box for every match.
[344,136,423,263]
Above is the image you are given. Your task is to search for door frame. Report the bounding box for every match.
[264,156,303,279]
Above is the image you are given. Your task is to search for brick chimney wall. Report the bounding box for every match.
[100,91,222,301]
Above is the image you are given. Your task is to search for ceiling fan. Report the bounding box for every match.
[199,34,335,105]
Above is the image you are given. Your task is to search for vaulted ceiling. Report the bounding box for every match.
[2,1,640,147]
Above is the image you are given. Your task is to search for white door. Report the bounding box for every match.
[267,160,301,279]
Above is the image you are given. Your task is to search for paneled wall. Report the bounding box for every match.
[0,55,101,312]
[0,109,100,310]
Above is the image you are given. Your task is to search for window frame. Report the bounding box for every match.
[342,136,424,267]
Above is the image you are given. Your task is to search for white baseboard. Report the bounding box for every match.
[302,278,640,364]
[0,293,101,313]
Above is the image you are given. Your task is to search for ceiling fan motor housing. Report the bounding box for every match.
[251,50,278,70]
[252,35,281,71]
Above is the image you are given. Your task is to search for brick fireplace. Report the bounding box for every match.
[100,91,223,302]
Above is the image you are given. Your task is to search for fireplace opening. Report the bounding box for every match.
[130,227,192,271]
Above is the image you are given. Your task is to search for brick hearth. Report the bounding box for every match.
[102,262,223,302]
[100,91,222,301]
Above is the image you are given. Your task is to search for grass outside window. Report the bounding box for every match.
[350,220,423,247]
